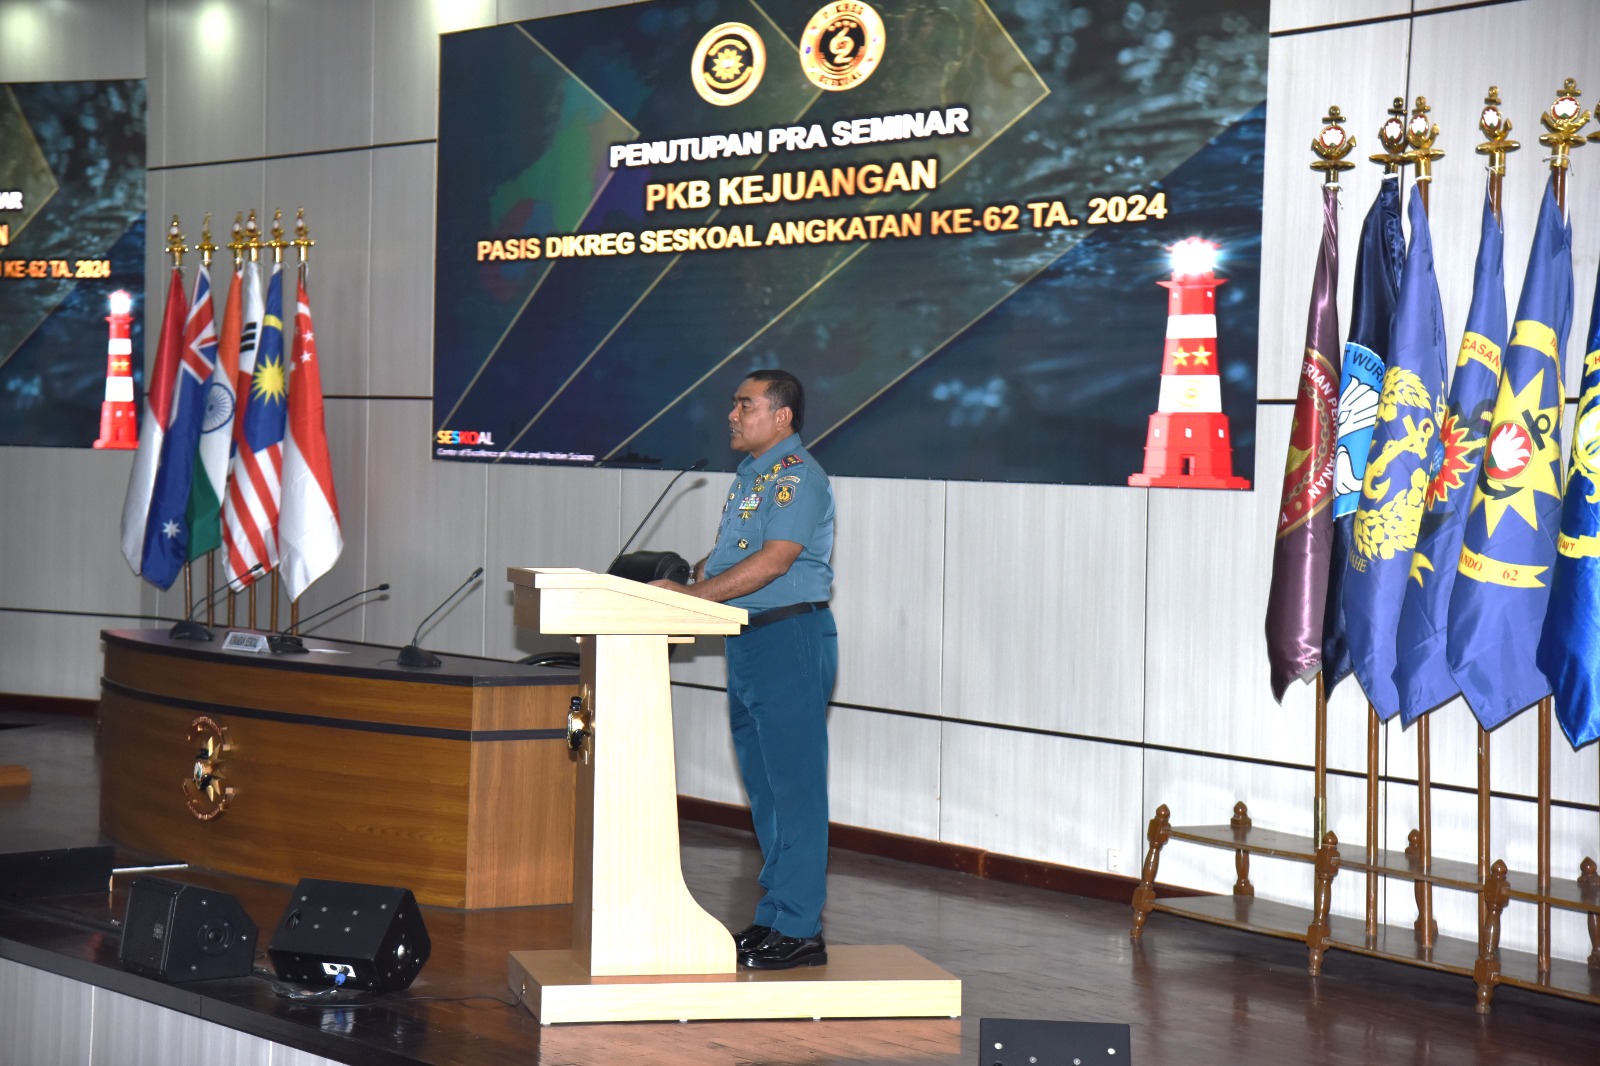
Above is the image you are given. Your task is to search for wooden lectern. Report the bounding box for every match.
[505,567,961,1025]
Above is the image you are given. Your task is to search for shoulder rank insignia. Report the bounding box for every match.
[781,454,804,467]
[775,484,795,506]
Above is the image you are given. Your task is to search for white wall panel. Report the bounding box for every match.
[484,463,621,660]
[362,400,488,655]
[1406,0,1600,393]
[829,705,941,840]
[264,150,373,398]
[0,958,93,1066]
[375,0,497,143]
[0,613,130,699]
[1269,0,1410,34]
[264,0,373,156]
[161,0,269,167]
[1258,21,1414,401]
[830,477,944,714]
[943,482,1146,739]
[1145,404,1300,759]
[0,447,144,615]
[939,721,1142,872]
[0,0,144,82]
[369,144,437,398]
[672,680,743,805]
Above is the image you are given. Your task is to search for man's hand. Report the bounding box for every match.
[656,541,802,603]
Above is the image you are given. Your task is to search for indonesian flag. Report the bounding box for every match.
[279,267,342,600]
[186,261,244,560]
[221,262,287,591]
[119,265,187,574]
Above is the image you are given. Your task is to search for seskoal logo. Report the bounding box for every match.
[435,429,495,446]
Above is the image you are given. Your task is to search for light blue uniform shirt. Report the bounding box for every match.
[704,434,834,612]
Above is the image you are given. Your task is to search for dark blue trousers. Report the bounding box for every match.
[724,608,837,938]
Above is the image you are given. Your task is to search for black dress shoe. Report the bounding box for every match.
[732,923,773,951]
[739,934,827,970]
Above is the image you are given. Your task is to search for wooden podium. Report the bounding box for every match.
[504,567,962,1024]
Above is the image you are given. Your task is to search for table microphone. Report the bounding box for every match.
[169,564,263,641]
[267,583,391,654]
[606,458,706,585]
[397,568,484,668]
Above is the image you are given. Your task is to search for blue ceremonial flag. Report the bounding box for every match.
[1324,176,1404,692]
[139,264,219,590]
[1343,185,1448,719]
[1537,247,1600,748]
[1449,176,1573,729]
[1394,181,1508,722]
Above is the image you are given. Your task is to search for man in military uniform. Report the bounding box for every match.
[651,369,836,970]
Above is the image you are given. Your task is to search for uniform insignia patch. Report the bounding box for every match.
[781,454,804,467]
[775,484,795,506]
[737,539,748,549]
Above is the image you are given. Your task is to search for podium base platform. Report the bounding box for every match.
[508,944,962,1025]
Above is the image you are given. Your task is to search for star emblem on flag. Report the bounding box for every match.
[1474,368,1562,537]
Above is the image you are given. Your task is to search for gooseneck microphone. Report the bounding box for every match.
[606,458,706,585]
[267,583,391,654]
[397,568,484,668]
[169,563,264,641]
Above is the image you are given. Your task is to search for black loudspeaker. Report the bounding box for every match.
[268,878,430,993]
[607,549,691,585]
[978,1019,1131,1066]
[0,845,113,899]
[118,876,258,983]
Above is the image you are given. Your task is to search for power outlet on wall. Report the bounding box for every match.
[1106,848,1125,874]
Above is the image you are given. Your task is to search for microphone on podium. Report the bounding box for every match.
[169,564,264,641]
[397,568,484,668]
[605,457,707,585]
[267,583,391,654]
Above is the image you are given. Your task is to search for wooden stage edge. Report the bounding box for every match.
[509,945,961,1025]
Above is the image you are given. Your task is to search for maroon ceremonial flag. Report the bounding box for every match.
[1266,183,1341,701]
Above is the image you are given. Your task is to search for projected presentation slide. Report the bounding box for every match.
[433,0,1266,485]
[0,79,146,448]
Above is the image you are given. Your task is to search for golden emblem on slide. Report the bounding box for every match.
[691,22,767,106]
[800,2,886,92]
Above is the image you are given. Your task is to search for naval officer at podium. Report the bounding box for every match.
[652,368,837,970]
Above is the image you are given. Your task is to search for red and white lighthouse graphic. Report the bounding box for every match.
[1128,237,1250,490]
[92,289,138,450]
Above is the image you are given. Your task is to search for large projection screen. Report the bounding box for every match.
[433,0,1267,485]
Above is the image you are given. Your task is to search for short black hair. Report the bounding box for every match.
[746,369,804,433]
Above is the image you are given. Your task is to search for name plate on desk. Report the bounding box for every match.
[221,631,269,653]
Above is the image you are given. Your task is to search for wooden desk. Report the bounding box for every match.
[97,628,580,909]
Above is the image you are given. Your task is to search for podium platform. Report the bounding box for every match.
[505,567,963,1024]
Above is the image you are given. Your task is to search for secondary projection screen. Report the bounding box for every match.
[0,79,147,448]
[432,0,1267,485]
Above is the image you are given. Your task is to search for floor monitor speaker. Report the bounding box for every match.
[0,845,113,899]
[118,876,258,983]
[978,1019,1131,1065]
[268,878,430,993]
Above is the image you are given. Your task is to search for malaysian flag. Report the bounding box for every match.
[221,262,288,591]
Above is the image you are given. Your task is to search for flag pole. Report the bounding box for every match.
[164,217,191,616]
[243,210,262,629]
[188,214,218,624]
[1365,98,1412,938]
[288,207,315,635]
[265,209,290,636]
[1402,95,1444,948]
[1534,76,1589,976]
[1307,106,1356,846]
[1472,85,1517,955]
[220,214,248,627]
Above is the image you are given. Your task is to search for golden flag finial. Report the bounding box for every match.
[1369,97,1411,173]
[291,207,315,264]
[166,215,187,267]
[1540,77,1590,168]
[1405,96,1444,184]
[196,213,217,267]
[244,209,262,262]
[1476,86,1519,173]
[1310,105,1356,185]
[266,208,289,264]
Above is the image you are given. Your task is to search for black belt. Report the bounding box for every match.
[744,601,830,629]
